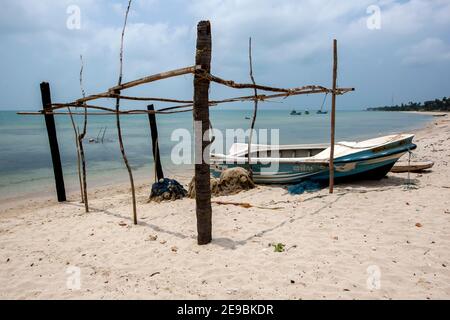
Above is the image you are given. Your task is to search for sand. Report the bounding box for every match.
[0,114,449,300]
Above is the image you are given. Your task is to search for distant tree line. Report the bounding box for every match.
[367,97,450,112]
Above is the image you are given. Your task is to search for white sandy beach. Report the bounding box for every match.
[0,114,449,300]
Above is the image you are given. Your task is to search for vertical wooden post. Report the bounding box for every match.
[329,40,338,194]
[193,20,212,245]
[147,104,164,181]
[40,82,66,202]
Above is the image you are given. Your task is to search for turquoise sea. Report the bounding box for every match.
[0,108,432,200]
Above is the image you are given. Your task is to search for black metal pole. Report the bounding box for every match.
[147,104,164,181]
[40,82,66,202]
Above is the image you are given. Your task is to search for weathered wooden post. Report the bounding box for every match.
[40,82,66,202]
[329,40,338,194]
[147,104,164,181]
[193,21,213,245]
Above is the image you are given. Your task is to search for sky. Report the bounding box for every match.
[0,0,449,111]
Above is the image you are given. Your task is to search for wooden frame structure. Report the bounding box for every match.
[18,21,353,245]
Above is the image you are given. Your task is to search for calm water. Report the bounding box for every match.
[0,109,432,200]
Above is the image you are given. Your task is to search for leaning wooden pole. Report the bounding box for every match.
[329,39,338,194]
[247,37,258,178]
[193,21,213,245]
[67,107,84,203]
[78,55,89,212]
[147,104,164,181]
[41,82,66,202]
[116,0,137,225]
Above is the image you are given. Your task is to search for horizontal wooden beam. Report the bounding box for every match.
[108,65,201,92]
[72,86,353,106]
[203,71,328,93]
[17,110,193,116]
[75,93,110,104]
[74,93,194,105]
[72,66,201,104]
[66,65,352,106]
[19,85,355,117]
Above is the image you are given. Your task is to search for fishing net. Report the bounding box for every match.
[188,177,221,198]
[188,167,256,198]
[219,167,256,195]
[287,180,325,195]
[149,178,188,202]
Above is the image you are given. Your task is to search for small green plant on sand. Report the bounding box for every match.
[272,243,285,253]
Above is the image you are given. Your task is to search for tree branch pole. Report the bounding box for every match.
[73,66,199,104]
[247,37,258,177]
[198,70,328,93]
[193,21,213,245]
[67,106,84,203]
[48,86,354,114]
[72,67,352,106]
[109,65,201,93]
[19,84,354,118]
[78,54,89,211]
[116,0,137,225]
[329,39,338,194]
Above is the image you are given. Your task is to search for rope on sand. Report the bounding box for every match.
[211,200,283,210]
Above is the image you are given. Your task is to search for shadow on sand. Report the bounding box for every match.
[63,174,423,250]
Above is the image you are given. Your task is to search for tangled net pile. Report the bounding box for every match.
[188,167,256,198]
[149,178,188,202]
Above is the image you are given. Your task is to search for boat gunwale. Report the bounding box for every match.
[211,134,416,164]
[211,147,414,167]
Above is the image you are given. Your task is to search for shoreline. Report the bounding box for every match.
[0,114,449,299]
[400,111,449,116]
[0,166,194,216]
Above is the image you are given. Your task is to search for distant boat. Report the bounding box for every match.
[245,116,251,120]
[305,110,310,115]
[211,134,417,184]
[317,95,328,114]
[290,110,301,115]
[88,127,108,144]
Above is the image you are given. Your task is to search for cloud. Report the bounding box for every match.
[188,0,375,63]
[0,0,449,109]
[186,0,450,62]
[0,0,194,105]
[399,38,450,66]
[379,0,450,34]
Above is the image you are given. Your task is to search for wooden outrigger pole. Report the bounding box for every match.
[329,39,338,194]
[193,21,213,245]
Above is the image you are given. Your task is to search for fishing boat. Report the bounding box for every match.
[317,94,328,114]
[211,134,416,184]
